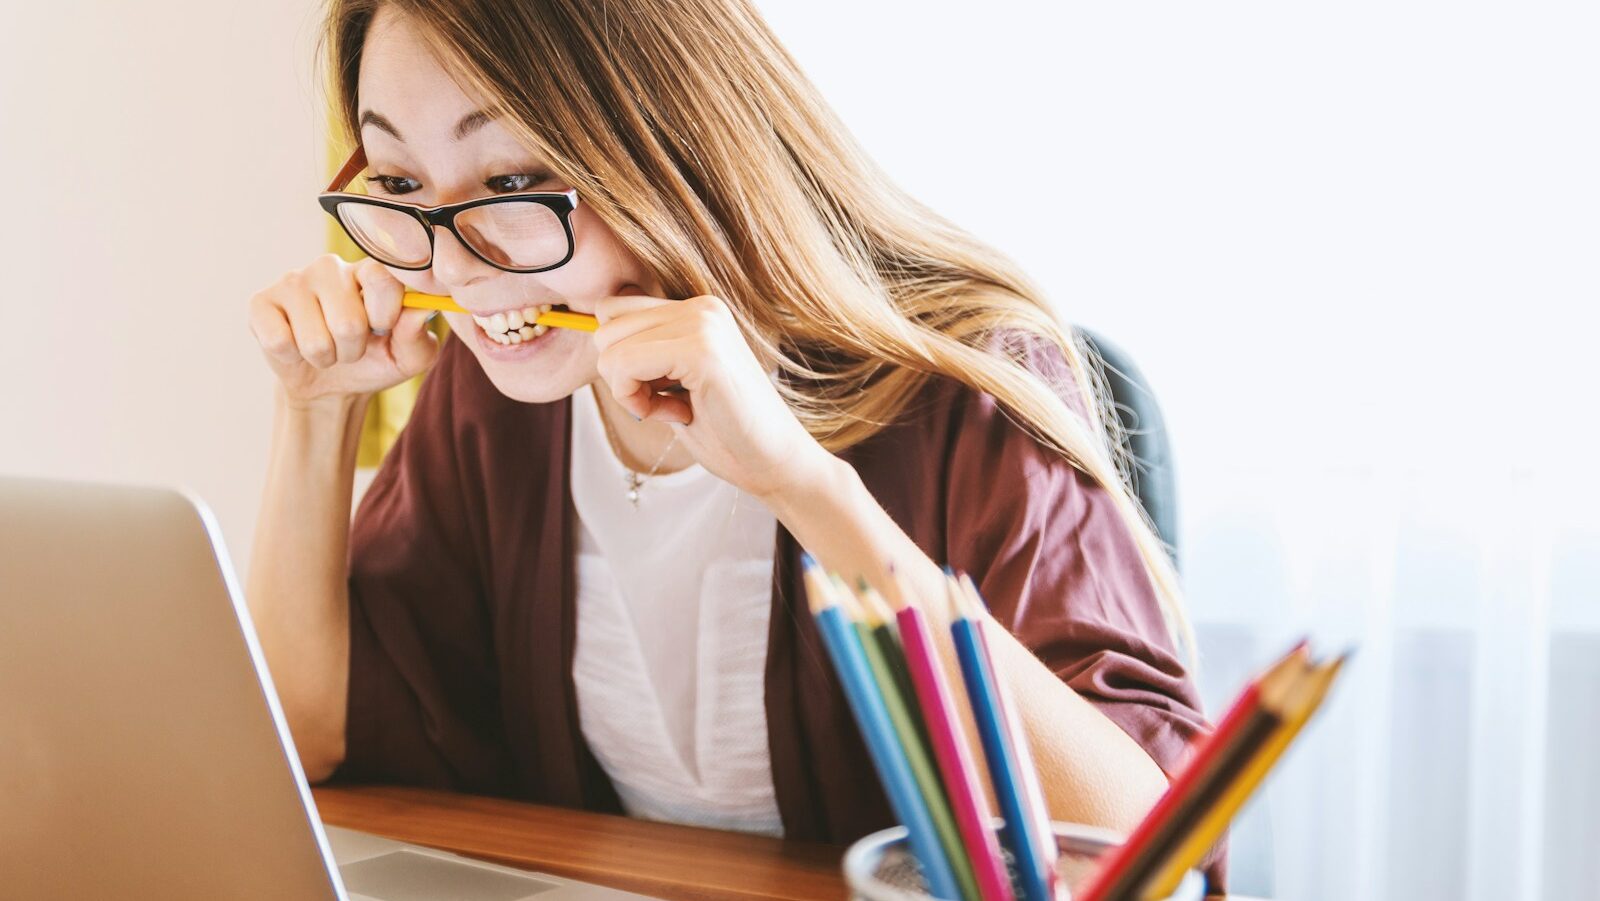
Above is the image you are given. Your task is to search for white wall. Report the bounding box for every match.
[754,0,1597,480]
[0,0,326,568]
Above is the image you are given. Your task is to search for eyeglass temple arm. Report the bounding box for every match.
[326,146,368,193]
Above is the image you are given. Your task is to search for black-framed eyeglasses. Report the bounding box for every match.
[318,145,579,274]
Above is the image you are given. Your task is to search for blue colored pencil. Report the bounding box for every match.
[802,556,963,900]
[948,574,1059,901]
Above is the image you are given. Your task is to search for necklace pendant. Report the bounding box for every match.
[624,472,643,509]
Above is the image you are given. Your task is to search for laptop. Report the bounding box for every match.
[0,476,656,900]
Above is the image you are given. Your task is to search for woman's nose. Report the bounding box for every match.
[428,225,495,288]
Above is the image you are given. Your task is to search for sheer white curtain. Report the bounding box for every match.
[1183,465,1599,899]
[757,0,1598,897]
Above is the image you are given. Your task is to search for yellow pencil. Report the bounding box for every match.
[397,292,467,313]
[1139,654,1348,899]
[400,291,599,332]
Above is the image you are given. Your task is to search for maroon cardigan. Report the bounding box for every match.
[331,332,1226,889]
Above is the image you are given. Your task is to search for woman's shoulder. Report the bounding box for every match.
[835,327,1114,550]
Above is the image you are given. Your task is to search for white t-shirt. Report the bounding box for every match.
[568,383,784,836]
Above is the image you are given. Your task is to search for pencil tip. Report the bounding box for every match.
[856,575,871,592]
[941,564,955,576]
[800,551,816,571]
[957,572,994,619]
[943,571,970,618]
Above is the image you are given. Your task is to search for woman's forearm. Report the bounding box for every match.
[972,620,1169,832]
[762,452,1168,834]
[245,388,368,781]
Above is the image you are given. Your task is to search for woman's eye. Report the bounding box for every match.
[486,173,547,193]
[364,175,420,195]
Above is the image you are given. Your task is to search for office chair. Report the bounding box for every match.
[1076,328,1179,570]
[1076,332,1285,896]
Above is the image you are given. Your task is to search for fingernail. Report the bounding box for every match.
[425,310,440,323]
[371,327,390,337]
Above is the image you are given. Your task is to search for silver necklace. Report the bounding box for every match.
[595,401,681,509]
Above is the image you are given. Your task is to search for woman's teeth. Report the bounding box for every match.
[474,304,556,345]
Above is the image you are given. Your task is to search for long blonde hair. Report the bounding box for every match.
[320,0,1195,658]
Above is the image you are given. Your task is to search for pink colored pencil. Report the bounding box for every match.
[893,579,1016,901]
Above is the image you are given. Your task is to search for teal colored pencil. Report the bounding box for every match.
[802,559,963,900]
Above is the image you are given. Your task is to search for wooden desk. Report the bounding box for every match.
[314,785,1247,901]
[312,784,847,900]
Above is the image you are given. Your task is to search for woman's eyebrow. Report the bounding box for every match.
[452,109,494,141]
[358,110,403,141]
[357,108,495,143]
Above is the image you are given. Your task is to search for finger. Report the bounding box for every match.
[249,290,302,366]
[282,287,339,369]
[355,258,405,335]
[305,263,370,364]
[640,391,693,425]
[591,301,695,356]
[596,332,693,419]
[592,292,673,328]
[388,307,441,378]
[597,295,738,359]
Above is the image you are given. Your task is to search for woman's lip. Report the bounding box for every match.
[463,303,578,318]
[469,315,567,358]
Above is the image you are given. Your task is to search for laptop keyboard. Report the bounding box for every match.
[339,849,558,900]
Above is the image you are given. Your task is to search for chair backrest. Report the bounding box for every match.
[1076,328,1179,569]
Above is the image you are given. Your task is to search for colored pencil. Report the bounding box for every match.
[1119,655,1318,899]
[1139,653,1348,898]
[949,575,1058,901]
[1077,642,1346,901]
[1076,644,1308,901]
[855,580,932,753]
[853,579,981,901]
[890,572,1016,901]
[801,558,963,900]
[800,555,1346,901]
[401,291,599,331]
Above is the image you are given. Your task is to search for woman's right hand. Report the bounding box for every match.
[249,254,441,406]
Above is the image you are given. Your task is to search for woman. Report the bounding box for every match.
[247,0,1224,888]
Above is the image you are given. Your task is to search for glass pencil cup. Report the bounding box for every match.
[842,821,1205,901]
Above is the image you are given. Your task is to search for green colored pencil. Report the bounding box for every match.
[851,577,981,901]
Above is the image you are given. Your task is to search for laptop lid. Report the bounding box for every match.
[0,476,347,899]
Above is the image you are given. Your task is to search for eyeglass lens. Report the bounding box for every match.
[336,201,569,270]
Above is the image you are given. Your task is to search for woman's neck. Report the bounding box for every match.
[589,381,697,474]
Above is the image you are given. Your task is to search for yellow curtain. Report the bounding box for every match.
[325,107,445,469]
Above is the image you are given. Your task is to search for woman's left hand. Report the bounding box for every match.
[591,293,831,502]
